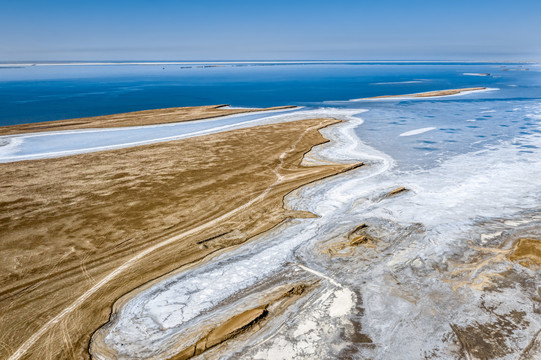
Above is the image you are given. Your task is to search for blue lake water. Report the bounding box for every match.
[1,62,538,125]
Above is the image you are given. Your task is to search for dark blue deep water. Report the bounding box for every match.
[1,62,539,126]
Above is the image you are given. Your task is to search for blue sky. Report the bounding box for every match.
[1,0,540,61]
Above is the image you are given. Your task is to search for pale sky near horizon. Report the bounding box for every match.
[1,0,540,61]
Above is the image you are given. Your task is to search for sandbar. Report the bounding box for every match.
[0,108,360,360]
[0,104,296,136]
[352,87,490,101]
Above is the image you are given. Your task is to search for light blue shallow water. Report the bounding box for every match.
[349,94,541,169]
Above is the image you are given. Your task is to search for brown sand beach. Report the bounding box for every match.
[0,108,361,359]
[0,104,296,136]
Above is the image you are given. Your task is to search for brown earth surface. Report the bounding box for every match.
[0,104,295,136]
[0,113,361,359]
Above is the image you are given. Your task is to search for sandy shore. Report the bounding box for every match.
[0,104,296,136]
[0,110,361,360]
[354,87,488,100]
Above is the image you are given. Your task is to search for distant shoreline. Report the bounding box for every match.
[1,60,537,68]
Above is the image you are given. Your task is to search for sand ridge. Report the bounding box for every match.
[0,104,296,136]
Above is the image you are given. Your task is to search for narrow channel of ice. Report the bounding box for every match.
[398,127,436,137]
[0,107,364,163]
[372,80,424,85]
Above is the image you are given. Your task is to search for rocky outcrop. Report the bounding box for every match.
[509,238,541,267]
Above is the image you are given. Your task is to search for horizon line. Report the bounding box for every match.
[1,59,540,66]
